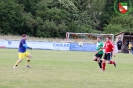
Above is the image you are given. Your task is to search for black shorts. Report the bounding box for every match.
[103,53,111,61]
[95,54,103,59]
[117,45,122,50]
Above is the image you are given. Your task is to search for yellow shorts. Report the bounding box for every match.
[18,52,30,59]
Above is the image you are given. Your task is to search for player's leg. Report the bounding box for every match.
[102,54,107,71]
[118,46,121,53]
[119,45,122,53]
[93,54,102,69]
[97,54,103,69]
[97,58,102,69]
[13,59,22,68]
[117,45,120,53]
[25,52,32,68]
[107,53,116,67]
[93,54,98,61]
[13,53,23,68]
[93,54,100,68]
[128,49,131,54]
[109,52,114,60]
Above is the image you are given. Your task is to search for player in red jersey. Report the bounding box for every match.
[102,37,116,71]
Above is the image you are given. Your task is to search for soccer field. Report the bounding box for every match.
[0,49,133,88]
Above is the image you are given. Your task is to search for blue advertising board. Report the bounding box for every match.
[69,43,96,52]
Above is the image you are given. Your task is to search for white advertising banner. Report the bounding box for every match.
[6,40,53,49]
[27,41,53,49]
[0,40,118,52]
[0,40,7,48]
[6,40,19,48]
[53,42,70,50]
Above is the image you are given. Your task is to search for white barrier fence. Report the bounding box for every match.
[0,40,70,50]
[0,40,118,52]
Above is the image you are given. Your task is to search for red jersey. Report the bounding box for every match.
[110,41,115,52]
[104,41,114,53]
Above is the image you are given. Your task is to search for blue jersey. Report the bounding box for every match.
[18,39,27,52]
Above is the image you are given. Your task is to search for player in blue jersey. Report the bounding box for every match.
[13,34,32,68]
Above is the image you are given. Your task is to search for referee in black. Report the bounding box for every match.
[117,38,122,53]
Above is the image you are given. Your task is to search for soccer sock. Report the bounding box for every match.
[100,60,102,63]
[102,62,106,70]
[98,62,102,68]
[98,60,102,68]
[109,60,115,64]
[14,61,19,66]
[26,59,30,65]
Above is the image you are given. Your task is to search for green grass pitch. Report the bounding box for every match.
[0,49,133,88]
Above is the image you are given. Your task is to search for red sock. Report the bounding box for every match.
[109,60,115,64]
[102,62,106,70]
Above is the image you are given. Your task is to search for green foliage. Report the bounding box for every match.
[0,0,133,37]
[104,15,133,34]
[0,0,24,34]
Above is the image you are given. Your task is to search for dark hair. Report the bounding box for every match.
[98,36,102,39]
[22,34,27,38]
[108,37,111,39]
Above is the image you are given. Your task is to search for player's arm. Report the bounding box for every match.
[95,48,103,54]
[98,45,104,52]
[102,43,106,49]
[22,40,32,50]
[112,46,116,57]
[23,44,32,50]
[100,45,105,49]
[111,43,116,57]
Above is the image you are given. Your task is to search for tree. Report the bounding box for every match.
[104,15,133,34]
[1,0,132,37]
[15,0,42,15]
[0,0,25,34]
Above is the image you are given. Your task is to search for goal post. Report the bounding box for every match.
[66,32,114,43]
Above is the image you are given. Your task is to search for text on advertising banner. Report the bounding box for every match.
[53,42,70,50]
